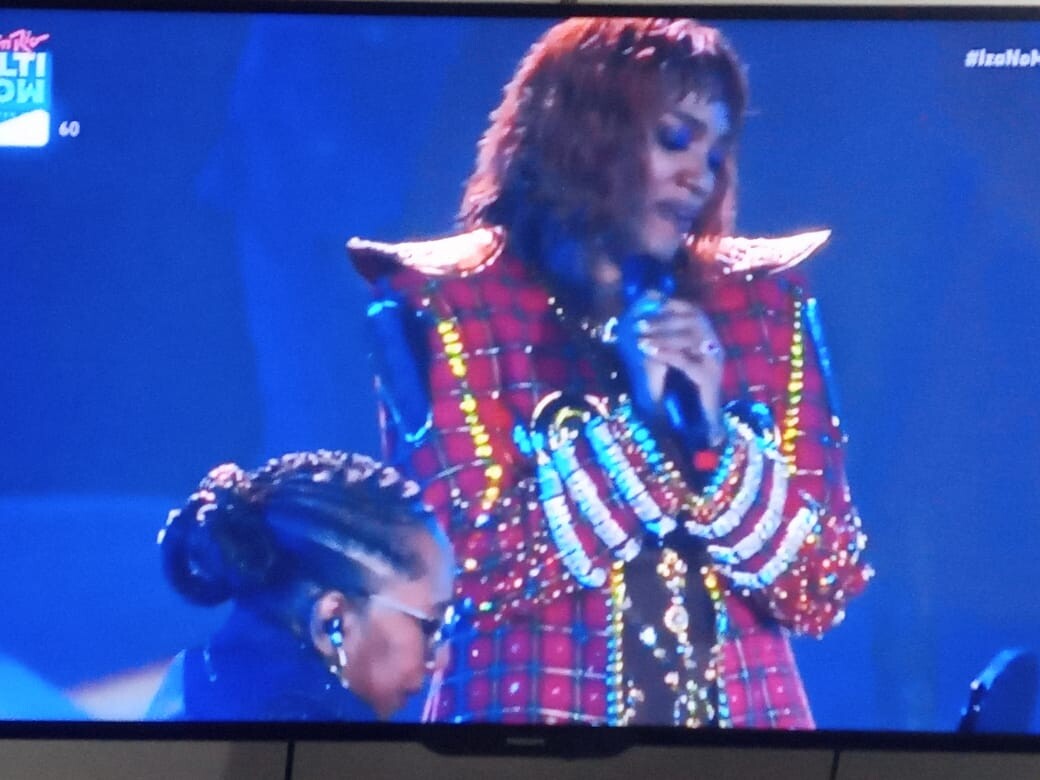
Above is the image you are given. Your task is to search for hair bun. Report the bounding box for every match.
[159,463,278,606]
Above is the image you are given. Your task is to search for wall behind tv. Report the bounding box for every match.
[2,0,1039,777]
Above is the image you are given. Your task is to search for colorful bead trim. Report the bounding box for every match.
[781,295,805,469]
[435,317,503,525]
[706,450,790,565]
[607,561,627,725]
[726,506,818,589]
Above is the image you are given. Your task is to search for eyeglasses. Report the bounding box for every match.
[369,593,458,650]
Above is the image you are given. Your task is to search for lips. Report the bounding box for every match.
[654,199,703,230]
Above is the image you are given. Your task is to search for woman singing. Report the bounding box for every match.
[350,17,870,728]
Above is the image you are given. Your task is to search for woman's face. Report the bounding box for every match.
[343,531,454,719]
[634,91,733,262]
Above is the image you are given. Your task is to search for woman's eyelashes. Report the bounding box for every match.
[656,119,696,152]
[656,117,731,172]
[707,141,730,172]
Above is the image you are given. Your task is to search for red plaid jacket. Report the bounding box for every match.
[350,228,870,728]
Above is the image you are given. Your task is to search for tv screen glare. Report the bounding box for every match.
[2,0,1040,752]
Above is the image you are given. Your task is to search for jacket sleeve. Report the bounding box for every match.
[687,270,871,637]
[366,295,582,628]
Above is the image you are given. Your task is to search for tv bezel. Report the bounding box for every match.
[2,0,1039,757]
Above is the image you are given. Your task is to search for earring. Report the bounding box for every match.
[324,617,350,689]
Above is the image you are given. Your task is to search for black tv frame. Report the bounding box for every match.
[2,0,1039,760]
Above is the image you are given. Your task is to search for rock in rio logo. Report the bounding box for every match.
[0,29,52,148]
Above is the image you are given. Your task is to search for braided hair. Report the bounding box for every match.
[159,450,438,633]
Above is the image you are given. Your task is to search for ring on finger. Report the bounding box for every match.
[699,338,723,358]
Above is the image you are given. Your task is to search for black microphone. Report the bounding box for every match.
[620,255,711,457]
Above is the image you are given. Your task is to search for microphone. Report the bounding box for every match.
[620,255,711,458]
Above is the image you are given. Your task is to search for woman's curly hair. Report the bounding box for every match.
[459,18,748,256]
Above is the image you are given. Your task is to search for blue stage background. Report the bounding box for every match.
[2,9,1039,731]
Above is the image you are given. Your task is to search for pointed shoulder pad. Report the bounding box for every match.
[687,229,831,276]
[348,226,506,282]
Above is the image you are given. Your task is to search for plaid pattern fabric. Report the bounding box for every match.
[353,238,869,728]
[704,271,870,642]
[719,594,816,728]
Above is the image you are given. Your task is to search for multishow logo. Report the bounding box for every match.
[0,29,52,148]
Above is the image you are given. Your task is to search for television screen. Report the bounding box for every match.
[2,0,1039,749]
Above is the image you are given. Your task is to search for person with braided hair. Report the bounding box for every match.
[350,17,870,728]
[147,450,455,721]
